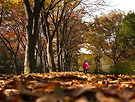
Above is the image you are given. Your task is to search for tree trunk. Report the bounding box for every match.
[56,31,61,72]
[23,0,45,74]
[94,54,102,74]
[46,40,56,72]
[13,54,20,74]
[60,53,64,71]
[24,11,37,74]
[43,54,49,73]
[39,54,43,72]
[24,36,36,74]
[64,50,68,71]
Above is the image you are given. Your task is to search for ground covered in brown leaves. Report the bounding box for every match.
[0,72,135,102]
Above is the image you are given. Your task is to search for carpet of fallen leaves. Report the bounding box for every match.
[0,72,135,102]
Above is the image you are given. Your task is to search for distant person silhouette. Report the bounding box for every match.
[83,60,89,74]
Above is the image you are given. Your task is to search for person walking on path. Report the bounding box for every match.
[83,60,89,74]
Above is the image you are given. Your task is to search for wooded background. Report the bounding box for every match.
[0,0,135,75]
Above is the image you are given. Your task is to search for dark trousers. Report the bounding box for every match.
[84,69,88,74]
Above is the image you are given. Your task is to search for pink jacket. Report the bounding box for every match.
[83,62,89,69]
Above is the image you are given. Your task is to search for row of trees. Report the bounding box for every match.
[1,0,135,75]
[86,10,135,74]
[0,0,109,74]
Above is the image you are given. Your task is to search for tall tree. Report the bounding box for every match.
[23,0,45,74]
[63,19,86,71]
[41,0,70,72]
[54,0,82,71]
[87,10,126,66]
[0,3,26,74]
[0,0,110,74]
[119,12,135,48]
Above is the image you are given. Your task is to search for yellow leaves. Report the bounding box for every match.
[72,80,80,84]
[2,0,22,6]
[108,80,119,84]
[45,0,61,5]
[9,0,22,4]
[36,74,48,78]
[45,0,51,5]
[81,74,88,78]
[94,82,105,87]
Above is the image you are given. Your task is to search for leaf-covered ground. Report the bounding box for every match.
[0,72,135,102]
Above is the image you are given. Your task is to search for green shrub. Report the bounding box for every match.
[109,61,135,75]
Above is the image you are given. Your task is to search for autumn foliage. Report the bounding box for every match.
[0,1,135,101]
[0,72,135,102]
